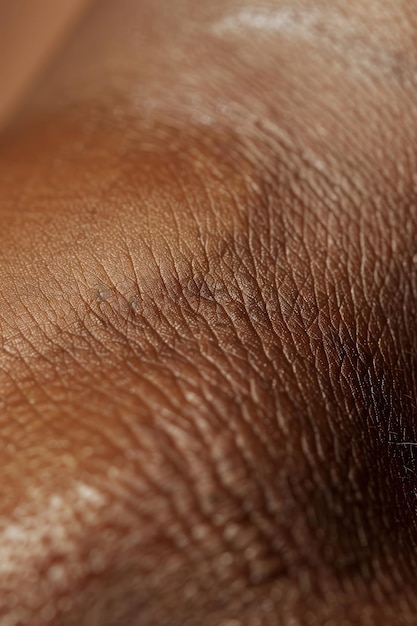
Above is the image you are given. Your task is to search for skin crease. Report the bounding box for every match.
[1,0,417,624]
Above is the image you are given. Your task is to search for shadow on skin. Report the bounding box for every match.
[0,0,417,624]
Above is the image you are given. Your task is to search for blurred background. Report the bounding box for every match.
[0,0,92,128]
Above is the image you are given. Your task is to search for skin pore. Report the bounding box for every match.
[1,0,417,624]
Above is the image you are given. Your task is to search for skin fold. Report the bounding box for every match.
[0,0,417,623]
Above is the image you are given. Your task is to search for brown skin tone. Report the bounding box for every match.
[1,0,417,624]
[0,0,91,127]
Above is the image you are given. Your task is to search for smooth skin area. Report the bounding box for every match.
[0,0,91,127]
[1,0,417,624]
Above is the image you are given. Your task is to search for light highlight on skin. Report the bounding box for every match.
[213,7,346,35]
[0,482,107,621]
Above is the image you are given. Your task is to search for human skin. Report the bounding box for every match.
[0,0,417,624]
[0,0,91,127]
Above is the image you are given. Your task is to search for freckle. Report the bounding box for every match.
[413,253,417,264]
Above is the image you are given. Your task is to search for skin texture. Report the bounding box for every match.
[1,0,417,624]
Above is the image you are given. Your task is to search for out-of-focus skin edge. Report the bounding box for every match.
[0,0,95,129]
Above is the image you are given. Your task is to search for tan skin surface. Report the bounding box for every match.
[0,0,91,127]
[1,0,417,624]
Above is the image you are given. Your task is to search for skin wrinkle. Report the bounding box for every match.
[0,0,417,624]
[0,113,417,622]
[0,138,416,621]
